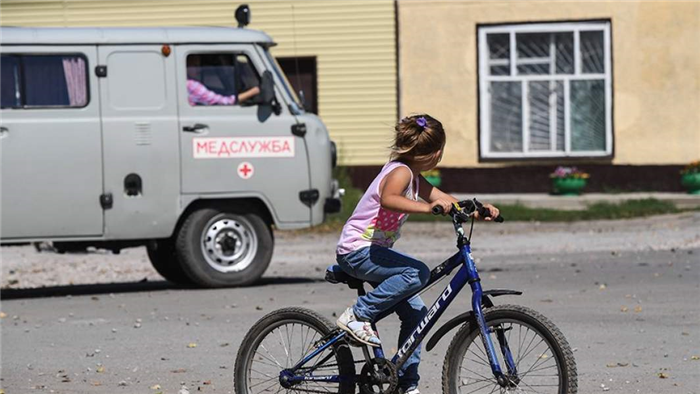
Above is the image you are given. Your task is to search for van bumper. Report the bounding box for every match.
[324,179,344,214]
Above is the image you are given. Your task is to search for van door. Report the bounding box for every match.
[175,45,311,225]
[97,45,180,239]
[0,47,103,239]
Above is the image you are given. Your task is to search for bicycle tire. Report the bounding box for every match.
[234,307,356,394]
[442,304,577,394]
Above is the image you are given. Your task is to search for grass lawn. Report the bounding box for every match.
[407,198,686,222]
[310,171,696,232]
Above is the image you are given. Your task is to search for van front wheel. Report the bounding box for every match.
[175,207,273,287]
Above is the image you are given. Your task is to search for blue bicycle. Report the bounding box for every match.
[234,199,577,394]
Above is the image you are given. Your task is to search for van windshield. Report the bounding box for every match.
[263,49,304,114]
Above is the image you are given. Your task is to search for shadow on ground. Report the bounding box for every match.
[0,276,323,300]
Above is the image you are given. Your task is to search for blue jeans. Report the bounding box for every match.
[337,245,430,389]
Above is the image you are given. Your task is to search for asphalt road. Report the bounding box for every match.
[2,213,699,394]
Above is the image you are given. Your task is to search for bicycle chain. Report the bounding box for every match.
[289,330,392,393]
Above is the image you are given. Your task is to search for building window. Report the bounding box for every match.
[478,21,612,159]
[1,54,88,109]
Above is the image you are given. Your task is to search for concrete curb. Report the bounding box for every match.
[452,192,700,211]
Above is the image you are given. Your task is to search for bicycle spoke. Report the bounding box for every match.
[519,350,555,380]
[253,352,284,369]
[260,344,285,368]
[463,381,499,394]
[460,365,498,384]
[467,346,491,366]
[249,375,278,389]
[460,377,498,387]
[457,317,563,394]
[250,367,276,379]
[515,378,548,394]
[518,337,546,366]
[244,318,349,394]
[276,327,292,367]
[523,363,558,375]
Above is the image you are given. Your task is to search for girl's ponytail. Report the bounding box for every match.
[391,114,445,163]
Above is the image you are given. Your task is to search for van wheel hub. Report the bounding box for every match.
[201,216,258,273]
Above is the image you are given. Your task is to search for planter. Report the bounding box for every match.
[681,173,700,194]
[551,177,587,196]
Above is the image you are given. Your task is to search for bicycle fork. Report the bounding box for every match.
[462,244,519,387]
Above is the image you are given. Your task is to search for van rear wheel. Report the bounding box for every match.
[146,240,192,285]
[175,207,273,287]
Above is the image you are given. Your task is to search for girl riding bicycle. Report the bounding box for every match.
[335,114,500,394]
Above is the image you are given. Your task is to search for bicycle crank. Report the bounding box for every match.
[359,358,398,394]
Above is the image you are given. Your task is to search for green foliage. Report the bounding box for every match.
[409,198,685,223]
[310,172,692,233]
[310,167,363,232]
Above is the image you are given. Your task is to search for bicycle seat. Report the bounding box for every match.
[325,265,364,289]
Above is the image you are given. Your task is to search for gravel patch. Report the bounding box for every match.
[3,212,698,289]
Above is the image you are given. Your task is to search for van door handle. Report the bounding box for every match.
[0,126,8,138]
[182,124,209,133]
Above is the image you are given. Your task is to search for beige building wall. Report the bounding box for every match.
[399,0,700,168]
[0,0,398,166]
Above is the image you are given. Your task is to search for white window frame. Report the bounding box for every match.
[478,21,612,159]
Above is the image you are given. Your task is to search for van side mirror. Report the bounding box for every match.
[258,70,281,115]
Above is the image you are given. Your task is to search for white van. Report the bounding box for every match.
[0,17,341,287]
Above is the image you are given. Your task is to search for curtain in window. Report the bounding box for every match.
[62,56,87,106]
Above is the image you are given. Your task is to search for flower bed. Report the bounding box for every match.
[550,166,589,196]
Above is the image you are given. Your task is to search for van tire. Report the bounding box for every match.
[174,207,273,287]
[146,240,192,285]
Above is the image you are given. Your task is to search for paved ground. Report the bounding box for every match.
[2,213,699,393]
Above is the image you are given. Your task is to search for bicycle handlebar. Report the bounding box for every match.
[431,205,447,215]
[432,199,504,223]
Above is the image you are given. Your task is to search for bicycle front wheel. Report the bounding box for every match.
[442,305,577,394]
[234,307,356,394]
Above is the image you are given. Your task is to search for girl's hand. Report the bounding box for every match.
[429,199,453,215]
[474,203,500,221]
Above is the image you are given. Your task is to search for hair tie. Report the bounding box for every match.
[416,116,427,130]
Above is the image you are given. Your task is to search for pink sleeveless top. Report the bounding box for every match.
[336,161,419,255]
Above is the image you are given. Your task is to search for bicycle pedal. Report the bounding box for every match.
[345,335,366,348]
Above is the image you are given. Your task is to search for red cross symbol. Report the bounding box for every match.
[237,162,254,179]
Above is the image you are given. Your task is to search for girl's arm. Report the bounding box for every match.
[418,175,458,204]
[418,174,501,221]
[380,167,451,214]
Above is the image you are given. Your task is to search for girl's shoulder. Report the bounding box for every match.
[381,160,413,173]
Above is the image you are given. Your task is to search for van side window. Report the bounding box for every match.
[0,54,88,109]
[186,53,261,107]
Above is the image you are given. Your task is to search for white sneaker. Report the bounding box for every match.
[403,387,419,394]
[336,307,381,347]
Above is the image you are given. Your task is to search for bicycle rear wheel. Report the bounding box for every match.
[234,307,355,394]
[442,305,577,394]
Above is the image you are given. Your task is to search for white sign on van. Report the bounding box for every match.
[193,137,295,159]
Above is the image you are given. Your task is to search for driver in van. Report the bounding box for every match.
[186,55,260,106]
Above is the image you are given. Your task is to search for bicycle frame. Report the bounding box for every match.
[285,236,519,385]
